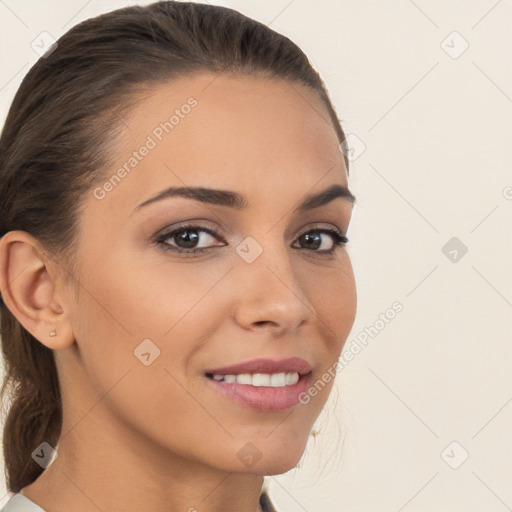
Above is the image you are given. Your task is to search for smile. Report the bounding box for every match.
[204,370,312,412]
[207,371,300,387]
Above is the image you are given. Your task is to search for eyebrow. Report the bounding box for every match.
[132,183,356,215]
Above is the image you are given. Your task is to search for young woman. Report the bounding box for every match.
[0,2,357,511]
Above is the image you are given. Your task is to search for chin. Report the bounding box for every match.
[250,454,305,476]
[230,442,308,476]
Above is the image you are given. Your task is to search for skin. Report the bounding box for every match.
[0,72,357,512]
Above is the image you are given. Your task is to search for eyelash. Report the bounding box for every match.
[154,223,349,257]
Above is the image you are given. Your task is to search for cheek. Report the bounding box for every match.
[77,244,227,339]
[70,250,233,382]
[308,254,357,347]
[66,251,229,447]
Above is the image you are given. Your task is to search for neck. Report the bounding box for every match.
[20,401,266,512]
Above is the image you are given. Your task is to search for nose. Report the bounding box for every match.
[231,242,314,336]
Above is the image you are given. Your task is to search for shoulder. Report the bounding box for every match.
[1,494,47,512]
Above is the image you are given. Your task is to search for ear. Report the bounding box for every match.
[0,230,75,350]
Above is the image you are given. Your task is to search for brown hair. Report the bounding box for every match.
[0,0,350,493]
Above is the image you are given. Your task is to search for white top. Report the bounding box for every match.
[2,491,278,511]
[1,494,46,512]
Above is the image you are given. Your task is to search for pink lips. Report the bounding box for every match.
[205,357,312,376]
[204,357,312,412]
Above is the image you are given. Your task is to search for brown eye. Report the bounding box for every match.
[156,224,225,254]
[167,228,202,249]
[293,228,348,253]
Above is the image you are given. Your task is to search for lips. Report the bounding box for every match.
[203,357,313,412]
[204,369,311,412]
[205,357,312,376]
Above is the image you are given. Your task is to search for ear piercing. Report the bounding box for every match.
[49,329,57,337]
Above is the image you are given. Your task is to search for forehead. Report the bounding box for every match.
[91,72,348,216]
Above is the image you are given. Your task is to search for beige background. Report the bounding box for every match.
[1,0,511,510]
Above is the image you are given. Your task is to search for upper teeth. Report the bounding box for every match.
[212,372,300,387]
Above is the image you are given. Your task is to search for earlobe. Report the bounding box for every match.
[0,230,75,350]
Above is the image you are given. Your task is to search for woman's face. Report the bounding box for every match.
[57,72,357,475]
